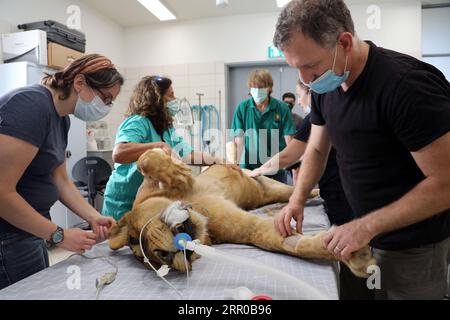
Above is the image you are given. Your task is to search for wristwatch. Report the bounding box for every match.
[48,226,65,246]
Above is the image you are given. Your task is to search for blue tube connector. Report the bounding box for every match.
[174,233,192,250]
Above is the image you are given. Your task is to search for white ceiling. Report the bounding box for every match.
[83,0,450,28]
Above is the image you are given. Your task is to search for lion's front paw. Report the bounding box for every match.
[345,246,377,278]
[309,189,320,199]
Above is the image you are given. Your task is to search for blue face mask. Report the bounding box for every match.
[303,105,311,115]
[167,99,180,116]
[74,87,111,122]
[250,88,269,104]
[307,46,350,94]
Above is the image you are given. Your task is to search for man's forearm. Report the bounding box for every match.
[258,154,281,175]
[362,176,450,238]
[290,144,330,204]
[260,142,304,174]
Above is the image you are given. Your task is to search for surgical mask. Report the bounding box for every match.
[74,88,111,122]
[250,88,269,104]
[307,46,350,94]
[303,105,311,115]
[167,99,180,116]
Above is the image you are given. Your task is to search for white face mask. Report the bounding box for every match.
[304,105,312,115]
[250,88,269,104]
[74,87,111,122]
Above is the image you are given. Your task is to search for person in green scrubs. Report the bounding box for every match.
[102,76,225,221]
[231,69,296,183]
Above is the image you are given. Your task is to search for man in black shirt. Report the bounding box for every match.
[251,80,371,299]
[273,0,450,299]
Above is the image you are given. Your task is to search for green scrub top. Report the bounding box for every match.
[102,115,192,221]
[231,97,296,171]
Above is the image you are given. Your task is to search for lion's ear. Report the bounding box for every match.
[109,212,131,250]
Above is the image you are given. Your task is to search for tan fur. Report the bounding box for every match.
[109,150,376,278]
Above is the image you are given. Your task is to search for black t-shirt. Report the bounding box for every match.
[295,114,354,225]
[310,41,450,250]
[0,84,70,239]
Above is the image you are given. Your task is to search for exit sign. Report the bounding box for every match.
[268,46,284,59]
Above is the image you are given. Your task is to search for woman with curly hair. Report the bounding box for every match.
[102,76,225,221]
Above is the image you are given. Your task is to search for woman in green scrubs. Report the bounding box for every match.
[102,76,224,221]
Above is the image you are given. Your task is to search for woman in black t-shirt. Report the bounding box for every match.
[0,54,124,290]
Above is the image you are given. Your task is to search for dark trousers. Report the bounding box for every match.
[322,192,374,300]
[0,233,49,290]
[339,263,375,300]
[372,237,450,300]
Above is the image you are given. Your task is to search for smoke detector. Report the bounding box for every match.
[216,0,228,8]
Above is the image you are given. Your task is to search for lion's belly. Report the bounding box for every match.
[190,180,226,197]
[187,165,266,210]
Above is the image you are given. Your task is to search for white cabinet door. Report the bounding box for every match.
[49,201,85,229]
[50,116,87,228]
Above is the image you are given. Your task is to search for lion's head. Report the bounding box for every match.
[109,197,209,272]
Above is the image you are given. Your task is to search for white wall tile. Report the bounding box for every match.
[171,75,190,87]
[190,86,217,102]
[164,64,189,77]
[106,62,230,149]
[188,74,216,87]
[215,61,225,74]
[136,68,147,78]
[174,87,190,100]
[188,62,215,75]
[144,65,165,77]
[116,67,125,77]
[215,74,226,87]
[125,67,141,80]
[122,79,139,93]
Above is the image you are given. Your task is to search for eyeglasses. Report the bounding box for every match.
[94,87,114,107]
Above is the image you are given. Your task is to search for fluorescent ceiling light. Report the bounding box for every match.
[276,0,291,8]
[137,0,176,21]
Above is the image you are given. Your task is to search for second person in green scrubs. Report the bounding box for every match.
[231,69,296,183]
[102,76,225,221]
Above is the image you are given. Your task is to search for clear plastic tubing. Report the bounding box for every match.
[179,238,329,300]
